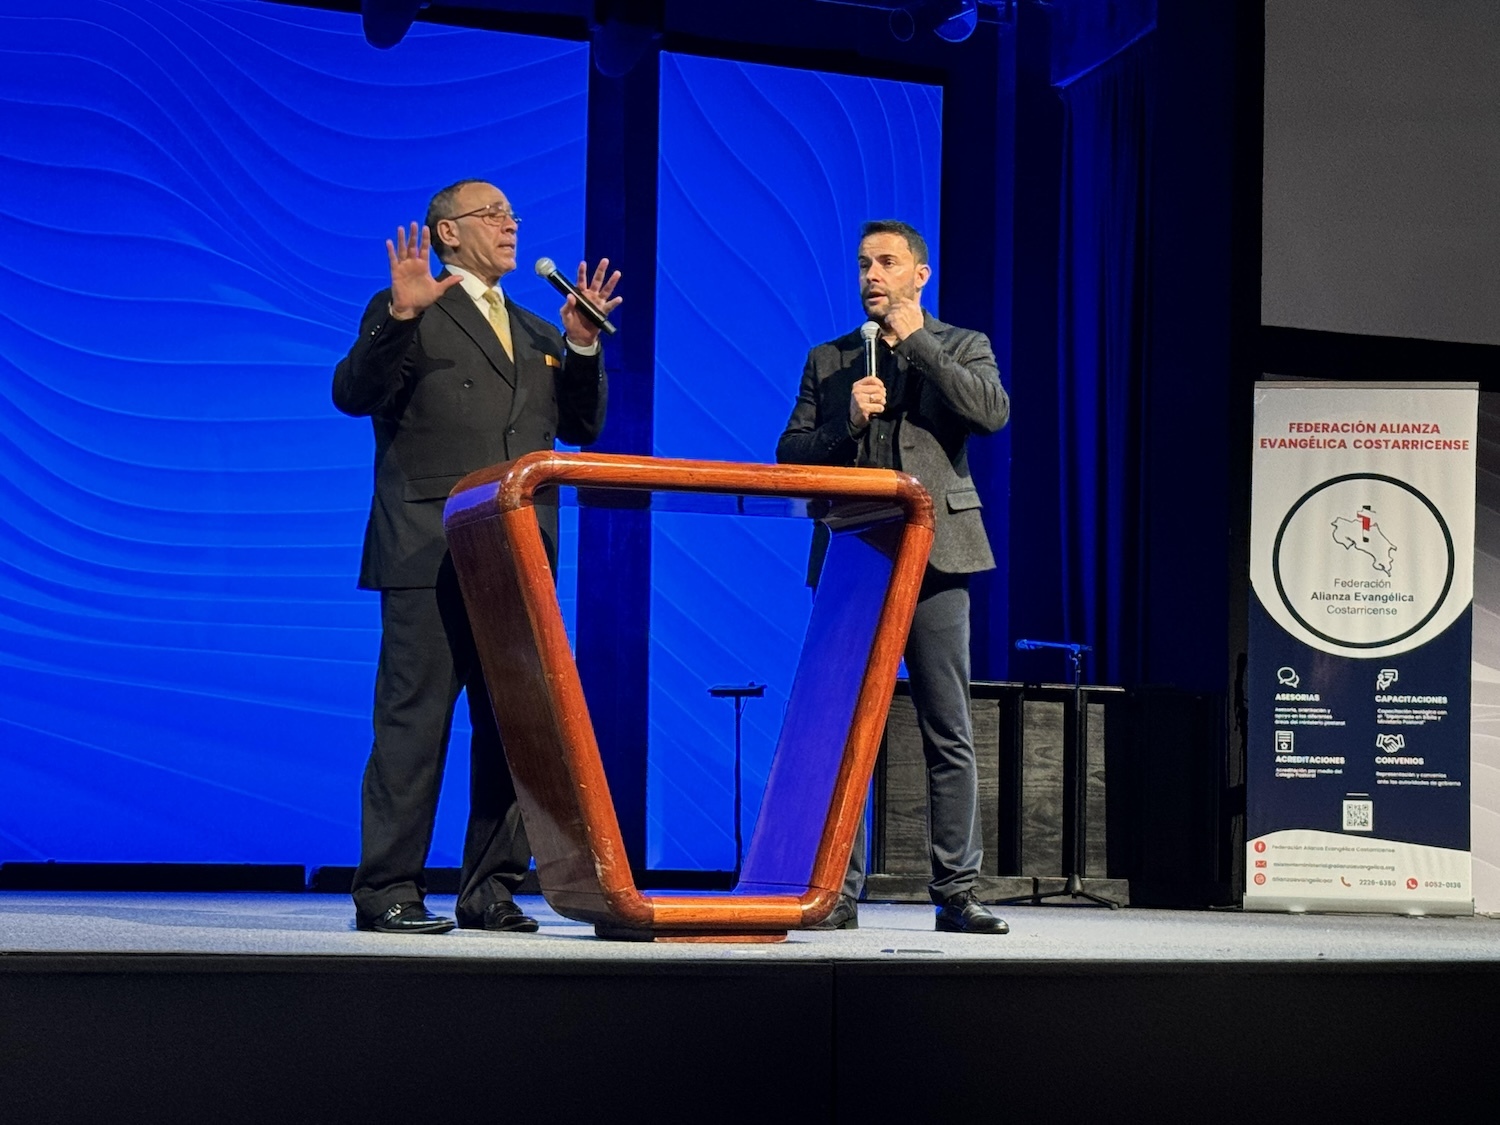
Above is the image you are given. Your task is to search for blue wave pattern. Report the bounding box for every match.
[651,53,941,869]
[0,0,588,865]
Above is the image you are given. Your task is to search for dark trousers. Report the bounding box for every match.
[845,570,982,904]
[352,558,529,924]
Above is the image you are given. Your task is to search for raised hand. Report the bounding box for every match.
[881,296,925,342]
[560,258,623,347]
[849,375,887,430]
[386,223,462,320]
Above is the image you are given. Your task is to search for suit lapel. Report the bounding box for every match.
[825,331,862,414]
[502,305,571,430]
[505,307,541,427]
[433,278,517,388]
[842,334,864,380]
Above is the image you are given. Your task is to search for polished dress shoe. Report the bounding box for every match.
[810,896,859,931]
[357,901,455,934]
[934,890,1009,934]
[457,900,540,933]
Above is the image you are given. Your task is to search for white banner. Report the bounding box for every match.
[1246,382,1476,914]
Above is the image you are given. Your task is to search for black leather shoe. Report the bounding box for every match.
[935,890,1009,934]
[357,901,455,934]
[811,896,859,930]
[458,900,540,933]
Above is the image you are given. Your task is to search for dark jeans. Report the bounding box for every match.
[845,570,982,904]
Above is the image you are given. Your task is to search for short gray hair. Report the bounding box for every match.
[425,179,489,261]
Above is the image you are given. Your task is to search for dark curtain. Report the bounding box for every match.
[1052,30,1154,685]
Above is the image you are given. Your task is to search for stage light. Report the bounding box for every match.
[887,1,981,45]
[591,17,661,78]
[932,0,979,42]
[360,0,428,49]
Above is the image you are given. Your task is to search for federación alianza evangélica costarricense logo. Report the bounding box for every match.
[1272,473,1453,649]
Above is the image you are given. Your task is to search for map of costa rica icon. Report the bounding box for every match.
[1330,504,1395,576]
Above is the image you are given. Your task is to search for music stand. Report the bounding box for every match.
[708,683,765,881]
[999,639,1120,909]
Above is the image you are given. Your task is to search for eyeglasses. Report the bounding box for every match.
[444,202,521,227]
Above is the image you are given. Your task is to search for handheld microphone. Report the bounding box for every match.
[535,257,617,335]
[860,320,880,382]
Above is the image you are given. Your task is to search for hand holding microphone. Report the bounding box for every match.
[536,257,622,345]
[849,321,886,431]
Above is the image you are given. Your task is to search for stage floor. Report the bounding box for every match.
[2,890,1498,962]
[5,892,1499,1121]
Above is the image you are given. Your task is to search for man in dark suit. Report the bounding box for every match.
[333,179,620,934]
[777,219,1009,934]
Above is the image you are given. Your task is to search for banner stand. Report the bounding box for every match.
[1246,381,1476,915]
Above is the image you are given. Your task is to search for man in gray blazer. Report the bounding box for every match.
[334,180,620,934]
[777,219,1009,934]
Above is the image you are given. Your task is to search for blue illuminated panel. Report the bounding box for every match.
[0,0,588,865]
[652,52,942,869]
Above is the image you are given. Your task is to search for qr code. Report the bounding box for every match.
[1343,800,1373,832]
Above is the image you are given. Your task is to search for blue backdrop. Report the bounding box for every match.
[0,0,589,866]
[649,52,942,870]
[0,5,943,875]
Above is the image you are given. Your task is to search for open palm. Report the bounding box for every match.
[386,223,461,318]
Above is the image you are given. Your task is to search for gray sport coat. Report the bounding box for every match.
[332,277,606,589]
[776,311,1008,580]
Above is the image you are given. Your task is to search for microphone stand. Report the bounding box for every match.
[999,640,1120,909]
[708,683,765,882]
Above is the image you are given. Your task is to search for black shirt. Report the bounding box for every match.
[858,337,909,470]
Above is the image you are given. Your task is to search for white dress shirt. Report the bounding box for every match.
[442,264,600,356]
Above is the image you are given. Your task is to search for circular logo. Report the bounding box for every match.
[1406,877,1419,890]
[1253,873,1267,886]
[1272,473,1454,649]
[1254,840,1267,853]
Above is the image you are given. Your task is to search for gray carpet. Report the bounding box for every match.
[2,892,1498,962]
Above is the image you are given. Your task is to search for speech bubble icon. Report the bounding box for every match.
[1276,666,1300,687]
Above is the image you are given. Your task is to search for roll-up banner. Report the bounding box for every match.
[1247,382,1476,914]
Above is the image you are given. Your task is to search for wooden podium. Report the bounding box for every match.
[443,452,933,941]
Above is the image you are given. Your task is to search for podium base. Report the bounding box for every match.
[594,924,788,943]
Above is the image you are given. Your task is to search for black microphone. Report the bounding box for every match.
[534,257,617,335]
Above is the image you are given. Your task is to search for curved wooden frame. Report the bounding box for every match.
[444,452,933,941]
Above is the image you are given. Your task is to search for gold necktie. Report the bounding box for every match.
[481,288,514,361]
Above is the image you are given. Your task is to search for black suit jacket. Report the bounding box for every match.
[333,279,607,589]
[777,312,1007,580]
